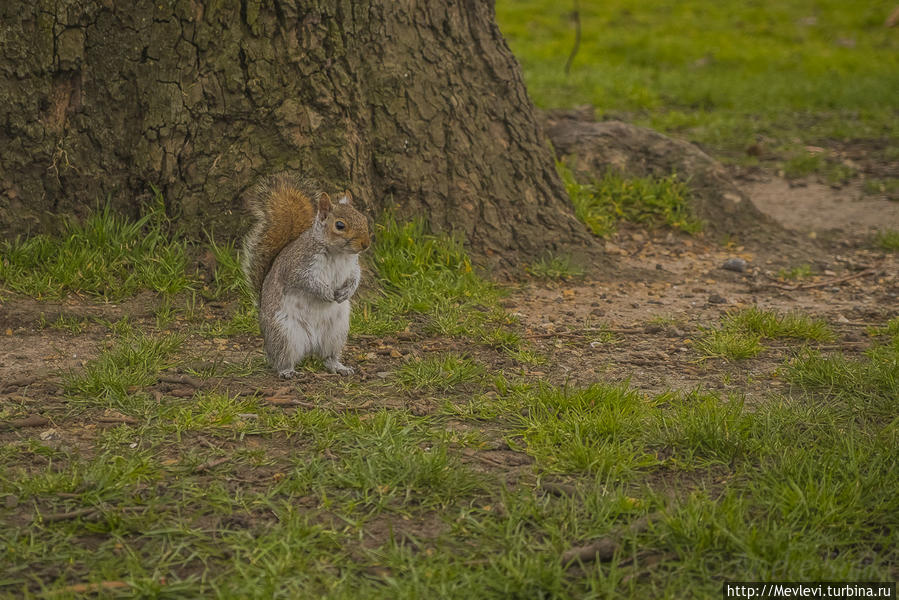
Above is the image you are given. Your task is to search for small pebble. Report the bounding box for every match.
[722,258,748,273]
[709,294,728,304]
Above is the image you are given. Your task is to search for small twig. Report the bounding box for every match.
[767,342,868,351]
[527,327,642,340]
[626,359,664,367]
[195,436,217,449]
[561,538,618,563]
[460,448,511,468]
[1,375,40,392]
[564,0,581,75]
[46,581,130,595]
[561,513,658,565]
[194,456,230,473]
[6,415,50,428]
[97,414,139,425]
[886,4,899,27]
[168,387,197,398]
[619,551,679,584]
[794,268,876,290]
[264,397,316,408]
[539,481,578,497]
[764,268,876,291]
[157,373,205,388]
[36,507,99,523]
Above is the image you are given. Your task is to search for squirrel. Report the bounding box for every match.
[241,173,370,378]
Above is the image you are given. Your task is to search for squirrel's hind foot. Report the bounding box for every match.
[325,357,354,376]
[278,368,297,379]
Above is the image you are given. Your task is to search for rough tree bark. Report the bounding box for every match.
[0,0,592,267]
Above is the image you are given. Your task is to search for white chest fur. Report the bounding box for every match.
[311,251,358,290]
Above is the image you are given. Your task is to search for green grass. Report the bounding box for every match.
[351,217,522,351]
[697,307,834,361]
[65,331,184,404]
[863,177,899,199]
[875,229,899,251]
[7,355,896,597]
[395,354,485,392]
[723,307,834,342]
[37,313,89,334]
[785,329,899,420]
[777,263,814,280]
[560,162,702,237]
[527,253,584,280]
[782,151,825,179]
[497,0,899,169]
[695,329,765,361]
[0,202,192,300]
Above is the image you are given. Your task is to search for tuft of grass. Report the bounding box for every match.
[697,307,833,361]
[514,382,658,477]
[0,201,192,300]
[40,314,89,334]
[654,391,757,464]
[65,331,184,403]
[782,152,824,179]
[329,411,486,508]
[370,217,496,308]
[205,234,252,301]
[878,316,899,339]
[777,264,814,280]
[723,307,834,342]
[195,236,260,336]
[874,229,899,251]
[786,342,899,420]
[526,253,584,280]
[352,216,521,350]
[395,354,485,392]
[695,329,764,361]
[559,163,702,237]
[863,178,899,199]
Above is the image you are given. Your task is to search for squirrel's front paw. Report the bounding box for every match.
[333,286,352,303]
[278,368,297,379]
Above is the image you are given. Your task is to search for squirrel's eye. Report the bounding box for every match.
[335,220,346,230]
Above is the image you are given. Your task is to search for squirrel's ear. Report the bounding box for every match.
[318,193,333,216]
[338,190,353,206]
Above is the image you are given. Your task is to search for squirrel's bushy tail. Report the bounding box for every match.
[241,173,321,299]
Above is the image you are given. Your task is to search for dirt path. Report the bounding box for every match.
[509,177,898,399]
[746,177,899,237]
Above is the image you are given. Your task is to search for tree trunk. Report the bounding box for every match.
[0,0,591,267]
